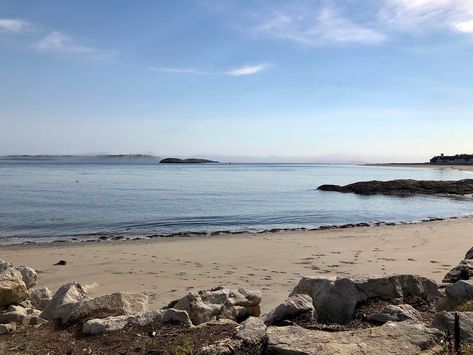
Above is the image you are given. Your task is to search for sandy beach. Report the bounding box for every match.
[1,217,472,313]
[366,163,473,172]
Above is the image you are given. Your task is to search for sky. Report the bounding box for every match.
[1,0,473,162]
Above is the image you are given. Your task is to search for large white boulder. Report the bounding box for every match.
[67,292,148,323]
[169,287,261,325]
[82,309,192,335]
[40,283,89,324]
[291,274,439,324]
[0,268,28,308]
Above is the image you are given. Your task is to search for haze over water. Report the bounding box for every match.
[1,159,472,244]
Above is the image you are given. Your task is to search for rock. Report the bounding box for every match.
[263,294,315,326]
[266,322,443,355]
[82,309,192,334]
[367,304,421,324]
[40,283,88,324]
[0,323,16,335]
[0,260,13,272]
[169,287,261,325]
[14,266,37,289]
[54,260,67,266]
[236,317,267,345]
[0,267,28,307]
[160,158,218,164]
[432,311,473,341]
[291,274,439,324]
[443,260,473,283]
[437,279,473,311]
[67,292,148,323]
[198,338,242,355]
[317,179,473,196]
[466,247,473,260]
[29,287,52,310]
[0,305,41,325]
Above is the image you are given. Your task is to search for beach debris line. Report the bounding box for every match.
[4,251,473,353]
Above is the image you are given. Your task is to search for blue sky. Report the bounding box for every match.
[1,0,473,162]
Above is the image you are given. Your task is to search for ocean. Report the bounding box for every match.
[1,159,472,244]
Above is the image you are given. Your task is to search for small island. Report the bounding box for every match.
[159,158,219,164]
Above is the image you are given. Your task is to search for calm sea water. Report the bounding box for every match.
[1,160,472,244]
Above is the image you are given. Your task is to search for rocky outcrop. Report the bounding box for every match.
[0,304,42,326]
[318,178,473,196]
[443,259,473,284]
[0,267,28,307]
[437,279,473,311]
[82,309,192,335]
[367,304,421,324]
[291,275,439,324]
[263,294,315,326]
[160,158,219,164]
[266,322,443,355]
[40,283,89,324]
[432,311,473,341]
[168,287,261,325]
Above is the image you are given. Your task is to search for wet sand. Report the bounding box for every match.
[1,217,472,313]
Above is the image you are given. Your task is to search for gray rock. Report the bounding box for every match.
[0,260,13,272]
[437,279,473,311]
[266,322,443,355]
[40,283,89,324]
[29,287,52,310]
[67,292,148,323]
[0,323,16,335]
[443,260,473,284]
[263,294,315,326]
[465,247,473,260]
[236,317,267,345]
[291,274,439,324]
[170,287,261,325]
[432,311,473,341]
[0,268,28,307]
[82,309,192,334]
[367,304,421,324]
[14,266,37,289]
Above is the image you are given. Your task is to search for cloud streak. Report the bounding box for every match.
[0,18,30,33]
[149,64,268,76]
[37,31,96,54]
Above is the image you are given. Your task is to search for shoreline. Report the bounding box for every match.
[1,214,471,246]
[1,216,473,313]
[365,162,473,172]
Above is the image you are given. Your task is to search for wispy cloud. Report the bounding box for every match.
[37,31,95,54]
[257,7,385,46]
[0,18,30,33]
[36,31,116,60]
[379,0,473,34]
[149,64,268,76]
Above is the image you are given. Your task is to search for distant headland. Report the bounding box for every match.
[159,158,219,164]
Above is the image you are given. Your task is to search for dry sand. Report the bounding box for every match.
[1,217,472,313]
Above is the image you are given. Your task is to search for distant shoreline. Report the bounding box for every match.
[365,163,473,172]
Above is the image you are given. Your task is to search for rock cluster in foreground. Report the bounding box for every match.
[318,178,473,196]
[3,250,473,354]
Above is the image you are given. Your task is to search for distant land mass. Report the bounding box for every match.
[160,158,219,164]
[0,155,161,162]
